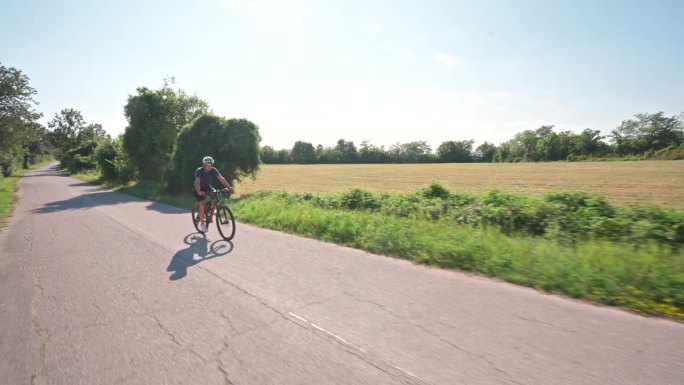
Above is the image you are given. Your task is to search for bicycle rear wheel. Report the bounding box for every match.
[216,205,236,241]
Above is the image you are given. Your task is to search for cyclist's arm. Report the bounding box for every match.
[194,176,204,195]
[218,176,232,191]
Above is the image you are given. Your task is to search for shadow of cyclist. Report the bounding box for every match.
[167,233,233,281]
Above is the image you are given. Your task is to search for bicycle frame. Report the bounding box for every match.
[204,189,231,222]
[191,188,235,240]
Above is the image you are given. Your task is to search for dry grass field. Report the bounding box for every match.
[235,160,684,208]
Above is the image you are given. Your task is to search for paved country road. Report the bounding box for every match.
[1,164,683,385]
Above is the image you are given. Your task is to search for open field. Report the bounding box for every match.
[235,160,684,208]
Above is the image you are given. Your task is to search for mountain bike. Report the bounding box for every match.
[191,188,236,241]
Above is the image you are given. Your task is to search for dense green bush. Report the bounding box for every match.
[62,140,98,173]
[339,188,382,210]
[422,181,452,199]
[0,151,19,177]
[243,183,684,248]
[93,137,138,182]
[94,140,118,180]
[0,145,34,177]
[167,114,261,192]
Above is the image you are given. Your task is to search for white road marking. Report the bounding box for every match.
[289,312,430,384]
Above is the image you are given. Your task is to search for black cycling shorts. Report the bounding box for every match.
[193,187,214,202]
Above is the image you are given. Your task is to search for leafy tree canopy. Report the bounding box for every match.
[291,141,317,164]
[123,80,209,181]
[168,114,261,192]
[0,62,43,165]
[47,108,108,163]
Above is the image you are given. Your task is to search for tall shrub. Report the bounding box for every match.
[168,114,261,192]
[122,84,209,182]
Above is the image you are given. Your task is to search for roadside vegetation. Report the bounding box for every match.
[0,157,54,226]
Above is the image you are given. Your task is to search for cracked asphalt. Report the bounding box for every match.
[1,164,683,385]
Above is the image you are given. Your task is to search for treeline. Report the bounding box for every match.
[262,113,684,164]
[2,59,682,186]
[1,62,262,190]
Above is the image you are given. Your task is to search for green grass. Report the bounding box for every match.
[0,158,55,227]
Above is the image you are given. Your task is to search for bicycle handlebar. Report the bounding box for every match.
[208,188,232,199]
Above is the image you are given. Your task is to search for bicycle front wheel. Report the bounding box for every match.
[216,205,236,241]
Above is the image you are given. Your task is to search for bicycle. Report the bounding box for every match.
[191,188,236,241]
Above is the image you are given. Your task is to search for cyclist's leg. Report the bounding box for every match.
[195,189,207,225]
[209,197,217,222]
[198,200,206,224]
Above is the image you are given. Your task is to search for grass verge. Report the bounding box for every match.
[0,159,55,227]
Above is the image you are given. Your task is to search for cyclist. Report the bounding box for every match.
[194,156,233,232]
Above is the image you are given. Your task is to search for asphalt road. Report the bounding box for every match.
[1,164,683,385]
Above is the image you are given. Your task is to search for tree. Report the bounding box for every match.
[168,114,261,192]
[24,123,51,167]
[642,112,682,151]
[611,115,647,155]
[46,111,107,174]
[556,130,577,159]
[0,62,43,175]
[504,130,535,161]
[437,140,474,163]
[358,140,389,163]
[275,148,291,164]
[291,141,317,164]
[334,139,358,163]
[47,108,107,164]
[389,141,432,163]
[123,83,209,181]
[48,108,87,165]
[611,112,683,155]
[474,141,497,162]
[260,146,277,164]
[573,128,608,157]
[78,123,109,144]
[492,142,512,162]
[316,145,334,163]
[499,126,555,162]
[535,127,560,161]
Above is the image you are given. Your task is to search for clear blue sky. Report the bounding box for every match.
[2,0,682,150]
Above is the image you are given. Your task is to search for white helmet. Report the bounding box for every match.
[202,156,214,165]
